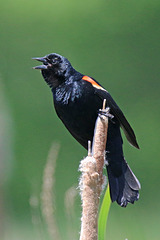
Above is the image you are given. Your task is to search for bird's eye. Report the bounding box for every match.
[54,57,62,65]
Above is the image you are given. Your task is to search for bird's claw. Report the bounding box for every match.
[98,107,114,120]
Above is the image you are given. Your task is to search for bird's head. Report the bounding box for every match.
[33,53,74,88]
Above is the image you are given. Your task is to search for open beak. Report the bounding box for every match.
[32,57,48,70]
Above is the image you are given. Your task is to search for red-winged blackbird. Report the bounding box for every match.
[33,53,141,207]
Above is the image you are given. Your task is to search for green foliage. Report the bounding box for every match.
[98,185,111,240]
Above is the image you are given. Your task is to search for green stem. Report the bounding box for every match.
[98,185,111,240]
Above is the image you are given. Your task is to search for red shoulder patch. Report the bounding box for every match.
[82,75,104,90]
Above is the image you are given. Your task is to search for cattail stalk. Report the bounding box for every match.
[79,100,110,240]
[41,142,61,240]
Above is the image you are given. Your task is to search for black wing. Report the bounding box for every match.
[95,88,139,149]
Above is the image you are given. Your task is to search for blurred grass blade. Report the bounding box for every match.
[98,184,111,240]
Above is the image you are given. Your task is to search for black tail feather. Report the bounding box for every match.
[107,159,140,207]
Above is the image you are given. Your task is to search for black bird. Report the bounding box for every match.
[33,53,141,207]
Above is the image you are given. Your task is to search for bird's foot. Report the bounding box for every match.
[98,107,114,120]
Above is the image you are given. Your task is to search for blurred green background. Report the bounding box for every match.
[0,0,160,239]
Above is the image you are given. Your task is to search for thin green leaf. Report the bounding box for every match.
[98,185,111,240]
